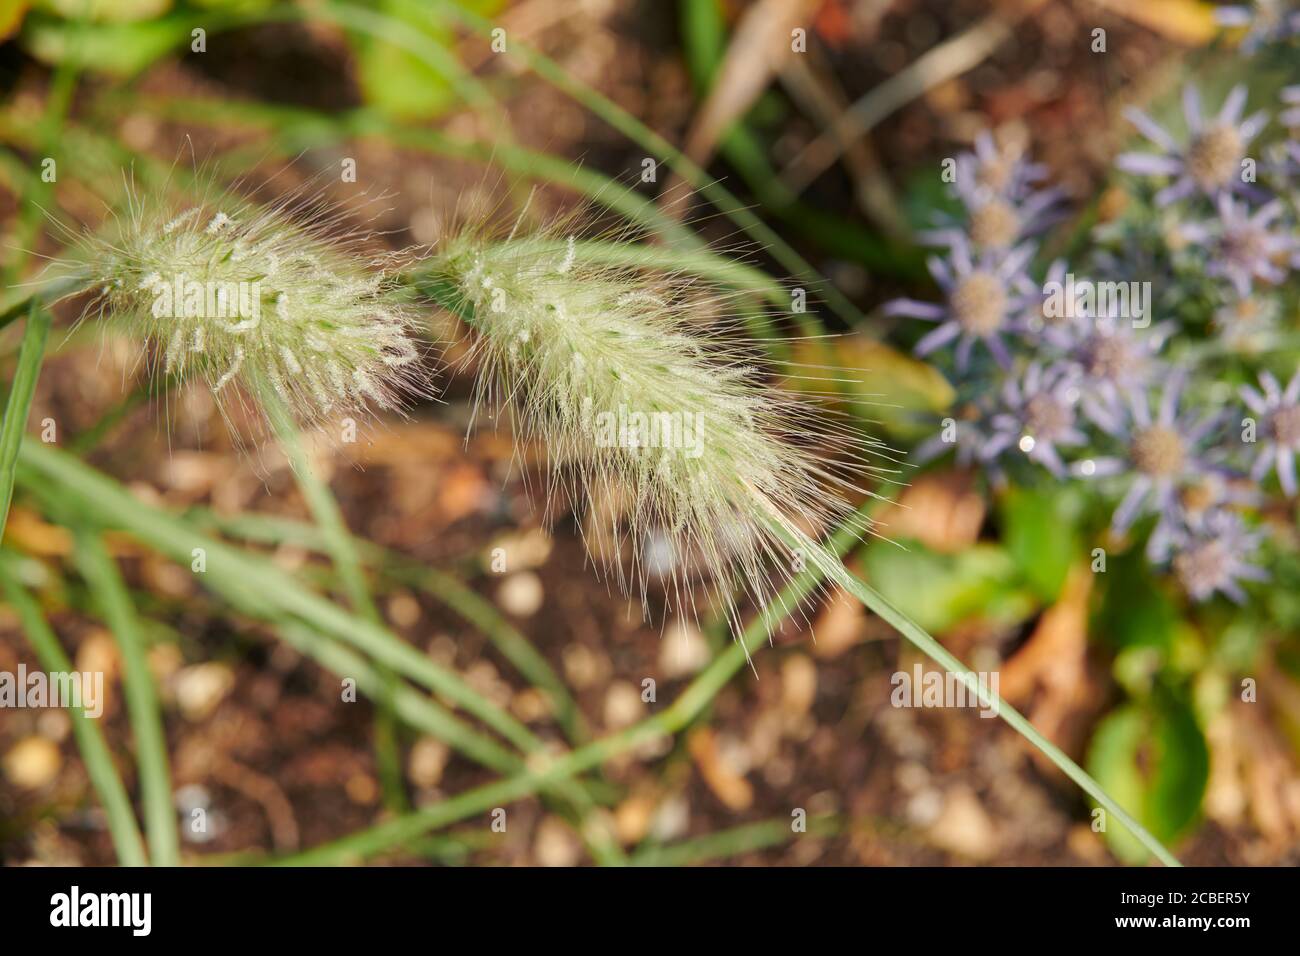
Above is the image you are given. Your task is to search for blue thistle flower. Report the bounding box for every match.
[1180,196,1297,296]
[1062,313,1173,421]
[922,184,1063,255]
[1117,84,1268,205]
[1240,369,1300,495]
[884,236,1037,371]
[1077,370,1225,542]
[1213,292,1281,353]
[1168,509,1267,604]
[982,362,1086,477]
[955,132,1050,201]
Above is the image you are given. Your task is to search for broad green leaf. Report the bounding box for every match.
[351,0,504,120]
[0,0,31,41]
[36,0,169,22]
[21,10,201,75]
[998,485,1081,603]
[1093,543,1180,651]
[861,539,1035,634]
[1086,693,1208,864]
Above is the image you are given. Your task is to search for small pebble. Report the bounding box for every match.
[603,681,645,730]
[408,737,451,789]
[497,571,544,617]
[175,662,235,722]
[534,816,581,867]
[658,620,709,678]
[3,737,61,789]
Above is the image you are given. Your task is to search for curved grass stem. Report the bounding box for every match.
[0,554,149,867]
[767,515,1183,868]
[74,531,180,866]
[0,304,51,544]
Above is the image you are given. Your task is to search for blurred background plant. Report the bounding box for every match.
[1,0,1298,867]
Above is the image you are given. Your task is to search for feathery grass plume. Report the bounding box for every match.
[59,166,428,428]
[428,213,897,632]
[427,212,1183,866]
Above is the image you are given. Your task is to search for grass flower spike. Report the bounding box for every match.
[430,226,890,625]
[68,174,426,426]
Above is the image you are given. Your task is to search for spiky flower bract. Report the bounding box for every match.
[429,223,890,629]
[67,171,426,428]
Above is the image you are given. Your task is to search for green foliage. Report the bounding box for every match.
[22,7,215,76]
[1093,542,1181,652]
[998,485,1082,603]
[861,539,1037,634]
[350,0,505,120]
[1087,691,1209,864]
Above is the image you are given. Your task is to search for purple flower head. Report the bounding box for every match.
[1213,292,1280,353]
[885,236,1037,372]
[1117,84,1268,205]
[1021,259,1079,345]
[920,192,1061,255]
[1180,196,1296,296]
[912,410,991,472]
[956,132,1049,201]
[1077,369,1225,544]
[1063,314,1173,417]
[1167,509,1267,604]
[1217,2,1300,53]
[1240,369,1300,495]
[982,362,1086,476]
[1148,472,1263,562]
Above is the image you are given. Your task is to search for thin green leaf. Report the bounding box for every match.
[74,531,180,867]
[0,303,51,544]
[0,552,148,867]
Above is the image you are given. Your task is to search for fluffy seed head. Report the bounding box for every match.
[430,222,890,627]
[66,171,427,427]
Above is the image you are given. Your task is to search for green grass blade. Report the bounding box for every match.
[12,440,616,825]
[18,441,539,754]
[631,814,837,867]
[0,553,149,867]
[0,303,51,544]
[73,532,180,866]
[312,0,506,131]
[274,619,520,773]
[396,565,588,744]
[770,518,1183,868]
